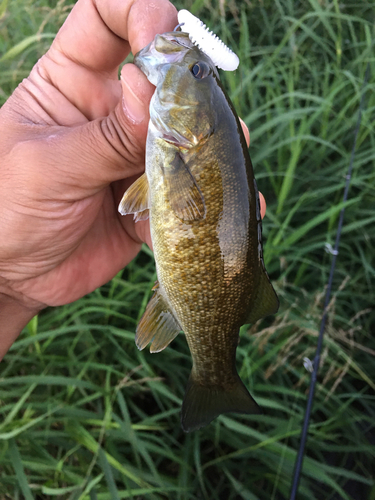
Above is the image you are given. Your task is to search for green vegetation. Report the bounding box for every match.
[1,0,374,498]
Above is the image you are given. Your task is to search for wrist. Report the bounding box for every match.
[0,285,44,361]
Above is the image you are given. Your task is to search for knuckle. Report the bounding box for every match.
[95,107,146,173]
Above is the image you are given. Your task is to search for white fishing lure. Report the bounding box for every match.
[177,9,239,71]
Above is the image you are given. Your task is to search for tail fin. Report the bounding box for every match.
[181,372,260,432]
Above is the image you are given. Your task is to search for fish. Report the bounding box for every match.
[119,31,279,432]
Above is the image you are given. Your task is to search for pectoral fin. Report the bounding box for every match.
[118,173,150,221]
[245,271,279,325]
[134,209,149,222]
[164,152,206,221]
[136,288,181,353]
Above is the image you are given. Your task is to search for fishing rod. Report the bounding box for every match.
[289,61,371,499]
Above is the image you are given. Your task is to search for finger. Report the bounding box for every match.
[239,117,250,147]
[238,119,265,217]
[20,64,155,197]
[40,0,177,119]
[259,191,266,219]
[55,0,177,68]
[126,217,153,250]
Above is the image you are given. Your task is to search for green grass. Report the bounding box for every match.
[1,0,375,499]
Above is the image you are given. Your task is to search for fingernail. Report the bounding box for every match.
[121,77,146,124]
[259,192,266,219]
[239,117,250,147]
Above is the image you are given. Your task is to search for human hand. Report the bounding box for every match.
[0,0,177,357]
[0,0,265,358]
[239,119,266,217]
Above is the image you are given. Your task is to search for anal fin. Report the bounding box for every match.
[136,288,181,353]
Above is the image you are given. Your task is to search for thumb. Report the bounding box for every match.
[80,62,154,189]
[37,63,155,198]
[120,63,153,125]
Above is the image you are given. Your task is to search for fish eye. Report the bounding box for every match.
[191,61,210,79]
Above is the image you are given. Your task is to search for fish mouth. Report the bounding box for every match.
[134,32,194,84]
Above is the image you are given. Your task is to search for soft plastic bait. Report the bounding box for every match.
[177,9,239,71]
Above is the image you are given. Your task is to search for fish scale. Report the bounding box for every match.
[119,31,279,432]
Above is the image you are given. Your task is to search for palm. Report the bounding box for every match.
[11,183,144,307]
[6,70,149,306]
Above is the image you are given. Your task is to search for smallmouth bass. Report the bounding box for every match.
[119,31,279,432]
